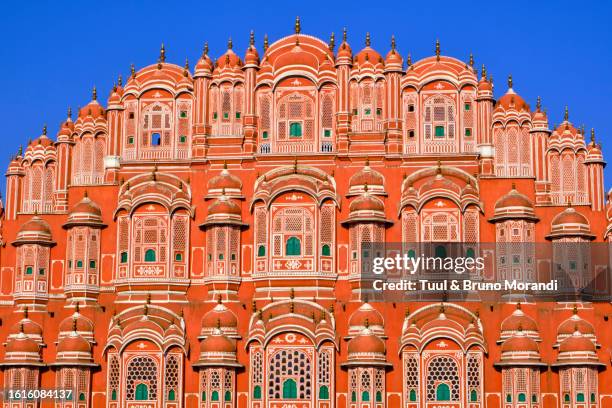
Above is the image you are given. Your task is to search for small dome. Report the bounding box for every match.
[552,207,589,227]
[78,98,105,120]
[557,313,595,337]
[495,188,533,210]
[347,328,385,354]
[208,165,242,192]
[59,314,94,334]
[500,307,538,334]
[354,41,384,67]
[547,207,593,240]
[207,196,241,216]
[57,333,91,354]
[385,39,403,67]
[477,76,492,92]
[6,333,40,354]
[65,194,105,228]
[200,330,236,353]
[348,303,384,328]
[491,186,537,222]
[245,44,260,66]
[216,41,242,69]
[13,216,54,246]
[201,303,238,329]
[496,87,529,112]
[336,41,353,60]
[501,334,539,353]
[348,162,385,194]
[559,332,596,353]
[349,193,385,213]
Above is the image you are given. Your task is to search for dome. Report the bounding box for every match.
[348,303,384,328]
[59,314,94,335]
[200,331,236,353]
[195,44,214,75]
[500,307,539,335]
[5,333,40,355]
[347,328,386,354]
[78,88,105,120]
[495,77,529,112]
[336,40,353,60]
[13,216,54,246]
[207,196,241,217]
[57,333,91,354]
[64,194,105,228]
[501,334,539,353]
[557,314,595,337]
[348,162,385,195]
[559,332,596,353]
[349,193,385,213]
[477,76,492,92]
[354,33,383,67]
[547,207,593,239]
[385,48,402,65]
[208,165,242,193]
[274,44,320,69]
[201,302,238,329]
[244,41,260,66]
[10,318,42,339]
[490,186,537,222]
[216,40,242,70]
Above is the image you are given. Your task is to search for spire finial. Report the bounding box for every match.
[295,16,301,34]
[42,124,47,136]
[591,128,595,143]
[67,106,72,119]
[511,182,516,190]
[23,306,28,319]
[536,96,541,110]
[391,35,396,51]
[564,105,569,122]
[18,145,23,156]
[481,64,486,79]
[329,32,335,51]
[118,74,123,87]
[263,34,269,51]
[469,53,474,67]
[364,181,369,193]
[131,63,136,78]
[365,32,371,47]
[159,43,166,63]
[507,74,513,89]
[92,86,97,101]
[364,318,369,328]
[435,39,440,61]
[516,302,521,310]
[343,27,347,42]
[217,318,221,329]
[249,30,255,47]
[290,287,295,299]
[407,52,412,67]
[227,37,233,50]
[573,304,578,314]
[72,316,77,332]
[217,294,222,304]
[204,41,209,55]
[184,58,190,73]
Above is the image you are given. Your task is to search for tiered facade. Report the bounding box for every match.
[0,21,611,408]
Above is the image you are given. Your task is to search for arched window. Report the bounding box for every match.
[286,237,301,256]
[152,133,161,146]
[282,379,297,399]
[144,249,156,262]
[518,393,526,402]
[435,245,447,258]
[436,384,450,401]
[201,391,206,401]
[321,244,331,256]
[362,391,370,402]
[211,390,219,401]
[319,385,329,399]
[376,391,382,402]
[577,393,585,402]
[135,384,148,401]
[289,122,303,137]
[470,389,478,402]
[120,252,128,263]
[351,391,357,402]
[564,394,570,403]
[253,385,261,399]
[79,393,85,401]
[111,390,117,401]
[423,95,455,144]
[409,389,417,402]
[225,390,232,401]
[257,245,266,257]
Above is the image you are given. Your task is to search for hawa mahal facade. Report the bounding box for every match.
[0,20,611,408]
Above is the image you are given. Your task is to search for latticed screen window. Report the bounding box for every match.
[133,215,168,265]
[108,354,120,401]
[277,93,314,142]
[126,356,158,401]
[403,352,419,402]
[289,122,302,137]
[424,95,455,140]
[164,355,180,401]
[467,353,482,402]
[422,210,460,242]
[268,349,312,400]
[272,207,314,258]
[142,104,171,148]
[251,349,264,399]
[426,355,460,401]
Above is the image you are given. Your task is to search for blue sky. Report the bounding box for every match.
[0,0,611,195]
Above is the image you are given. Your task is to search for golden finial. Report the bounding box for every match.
[143,303,149,316]
[227,37,233,50]
[407,52,412,67]
[365,32,371,47]
[249,30,255,47]
[468,53,474,67]
[83,190,88,199]
[204,41,209,55]
[342,27,347,42]
[184,58,190,75]
[573,304,578,314]
[67,106,72,119]
[391,35,396,51]
[290,301,295,314]
[159,43,166,63]
[591,128,595,143]
[23,306,28,319]
[251,300,257,313]
[440,303,445,314]
[295,16,301,34]
[118,74,123,87]
[364,181,369,193]
[130,63,136,78]
[481,64,486,79]
[92,86,97,101]
[511,182,516,190]
[518,323,523,332]
[436,160,442,174]
[75,302,80,313]
[329,32,335,51]
[18,145,23,156]
[19,321,24,334]
[217,294,222,304]
[293,156,298,173]
[290,287,295,299]
[42,124,47,136]
[536,96,541,110]
[72,316,77,332]
[146,292,151,304]
[364,318,369,328]
[564,106,569,122]
[217,318,221,329]
[516,302,521,310]
[435,39,440,61]
[263,34,269,51]
[507,74,513,89]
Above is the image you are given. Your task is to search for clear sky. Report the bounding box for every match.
[0,0,611,195]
